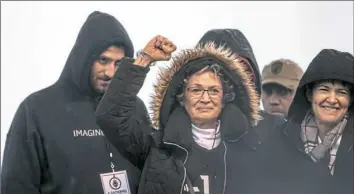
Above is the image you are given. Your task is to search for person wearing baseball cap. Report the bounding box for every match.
[261,59,304,117]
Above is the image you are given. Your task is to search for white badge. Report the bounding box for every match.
[100,170,131,194]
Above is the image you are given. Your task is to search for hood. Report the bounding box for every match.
[150,42,261,130]
[59,11,134,97]
[288,49,354,122]
[196,29,262,96]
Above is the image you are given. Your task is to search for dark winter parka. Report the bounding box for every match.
[96,43,263,194]
[262,49,354,194]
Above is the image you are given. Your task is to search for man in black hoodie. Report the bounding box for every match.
[1,11,147,194]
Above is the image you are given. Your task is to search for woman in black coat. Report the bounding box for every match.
[263,49,353,194]
[96,35,262,194]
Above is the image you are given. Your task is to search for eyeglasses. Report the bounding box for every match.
[186,86,223,98]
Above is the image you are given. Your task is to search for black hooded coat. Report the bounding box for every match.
[261,49,354,194]
[96,43,263,194]
[1,11,147,194]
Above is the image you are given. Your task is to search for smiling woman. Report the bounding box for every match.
[306,80,352,139]
[263,48,354,194]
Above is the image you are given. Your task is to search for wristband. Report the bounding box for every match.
[136,49,157,67]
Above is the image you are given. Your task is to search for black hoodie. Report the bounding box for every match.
[1,11,146,194]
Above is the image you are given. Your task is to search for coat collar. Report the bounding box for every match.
[283,113,353,159]
[162,104,260,151]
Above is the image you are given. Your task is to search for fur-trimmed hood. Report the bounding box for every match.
[150,42,261,132]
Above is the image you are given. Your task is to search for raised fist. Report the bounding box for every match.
[143,35,177,62]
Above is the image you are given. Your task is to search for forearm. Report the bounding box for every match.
[97,57,150,112]
[133,53,152,67]
[96,57,152,165]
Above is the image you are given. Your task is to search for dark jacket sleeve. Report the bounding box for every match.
[1,100,45,194]
[96,60,153,168]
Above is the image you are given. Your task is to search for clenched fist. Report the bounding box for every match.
[134,35,177,67]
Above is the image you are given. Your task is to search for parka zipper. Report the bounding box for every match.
[164,131,246,194]
[222,130,248,194]
[222,141,227,194]
[163,141,189,194]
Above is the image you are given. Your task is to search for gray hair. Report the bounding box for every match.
[176,63,236,104]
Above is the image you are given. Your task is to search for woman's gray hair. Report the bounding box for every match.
[176,63,236,105]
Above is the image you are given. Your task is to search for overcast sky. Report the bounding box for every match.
[1,1,353,163]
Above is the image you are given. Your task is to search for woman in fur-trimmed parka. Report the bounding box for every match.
[96,35,262,194]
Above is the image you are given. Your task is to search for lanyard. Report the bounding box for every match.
[95,96,116,172]
[103,137,116,172]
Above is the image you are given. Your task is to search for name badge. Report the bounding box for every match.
[100,170,131,194]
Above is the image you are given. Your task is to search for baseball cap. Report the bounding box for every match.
[262,59,304,90]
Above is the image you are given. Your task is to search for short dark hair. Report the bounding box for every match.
[306,79,353,103]
[92,43,126,61]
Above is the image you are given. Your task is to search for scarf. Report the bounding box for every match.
[300,110,348,175]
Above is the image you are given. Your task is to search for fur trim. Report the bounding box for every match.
[150,42,261,129]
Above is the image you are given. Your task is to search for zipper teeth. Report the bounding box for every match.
[163,142,189,194]
[223,141,227,194]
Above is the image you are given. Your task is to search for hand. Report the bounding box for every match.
[134,35,177,67]
[144,35,177,62]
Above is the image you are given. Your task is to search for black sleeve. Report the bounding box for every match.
[1,100,45,194]
[96,60,153,168]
